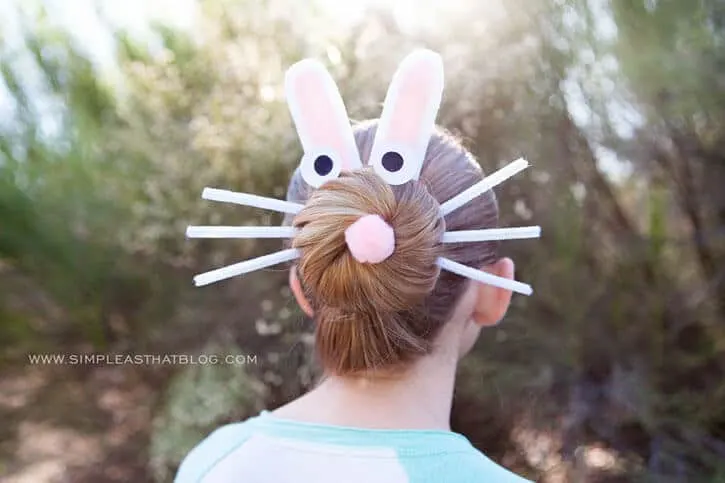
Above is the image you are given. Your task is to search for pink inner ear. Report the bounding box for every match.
[383,60,436,146]
[292,69,358,170]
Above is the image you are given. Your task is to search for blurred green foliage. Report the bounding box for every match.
[1,0,723,481]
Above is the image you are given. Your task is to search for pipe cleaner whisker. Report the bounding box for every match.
[439,158,529,216]
[437,257,533,296]
[442,226,541,243]
[186,226,298,239]
[202,188,303,215]
[193,248,300,287]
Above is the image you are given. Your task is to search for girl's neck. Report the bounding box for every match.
[272,348,460,431]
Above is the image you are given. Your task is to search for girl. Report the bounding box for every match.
[178,50,537,482]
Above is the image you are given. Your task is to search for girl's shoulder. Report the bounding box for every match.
[174,420,255,483]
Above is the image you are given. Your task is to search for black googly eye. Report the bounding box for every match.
[381,151,404,172]
[314,155,334,176]
[300,150,342,188]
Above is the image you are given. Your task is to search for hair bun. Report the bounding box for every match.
[291,169,443,314]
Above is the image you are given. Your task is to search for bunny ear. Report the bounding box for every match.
[285,59,362,188]
[369,49,444,185]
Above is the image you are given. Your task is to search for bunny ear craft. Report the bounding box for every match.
[285,59,362,188]
[369,49,444,185]
[186,50,542,296]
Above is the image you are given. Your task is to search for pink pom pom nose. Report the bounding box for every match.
[344,214,395,264]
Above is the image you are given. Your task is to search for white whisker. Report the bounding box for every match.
[202,188,303,215]
[186,226,297,239]
[437,257,533,296]
[194,248,300,287]
[442,226,541,243]
[440,158,529,216]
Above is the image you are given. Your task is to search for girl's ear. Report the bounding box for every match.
[472,258,515,327]
[289,265,314,318]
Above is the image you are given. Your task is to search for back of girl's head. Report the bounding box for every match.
[286,121,499,376]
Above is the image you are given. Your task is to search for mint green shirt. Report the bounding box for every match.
[175,410,533,482]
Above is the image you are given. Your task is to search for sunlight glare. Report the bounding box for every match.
[316,0,506,33]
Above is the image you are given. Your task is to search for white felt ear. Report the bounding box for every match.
[369,49,444,185]
[285,59,361,188]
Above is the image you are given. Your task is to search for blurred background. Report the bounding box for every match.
[0,0,723,481]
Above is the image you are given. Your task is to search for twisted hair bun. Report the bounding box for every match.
[293,169,444,314]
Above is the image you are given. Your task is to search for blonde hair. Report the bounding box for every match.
[286,121,499,376]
